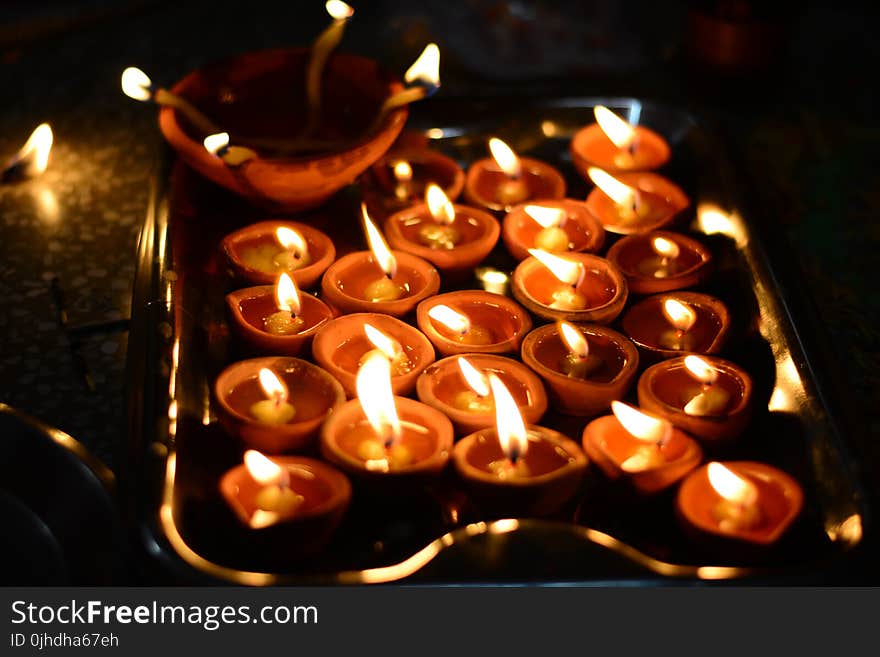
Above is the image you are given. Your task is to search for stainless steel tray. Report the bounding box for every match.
[125,96,870,585]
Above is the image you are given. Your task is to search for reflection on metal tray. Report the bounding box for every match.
[125,97,869,585]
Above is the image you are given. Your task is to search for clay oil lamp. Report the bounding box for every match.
[638,355,753,446]
[416,290,532,357]
[501,200,606,261]
[321,203,440,317]
[416,354,548,435]
[320,351,454,485]
[220,220,336,289]
[570,104,671,176]
[362,148,465,216]
[383,183,500,280]
[226,273,334,356]
[511,248,628,324]
[452,374,588,517]
[584,167,690,236]
[621,292,731,362]
[215,358,346,453]
[581,401,703,496]
[219,449,351,555]
[676,461,804,551]
[521,321,639,417]
[606,230,713,295]
[311,312,435,397]
[464,137,566,214]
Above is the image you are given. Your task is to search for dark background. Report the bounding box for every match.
[0,0,878,583]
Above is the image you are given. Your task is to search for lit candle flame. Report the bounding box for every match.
[275,226,308,258]
[275,273,302,315]
[594,105,636,150]
[684,355,718,385]
[258,368,288,406]
[356,351,402,445]
[325,0,354,20]
[490,374,528,462]
[527,248,584,287]
[393,160,412,183]
[427,304,470,335]
[587,167,637,207]
[524,205,565,229]
[121,66,152,101]
[611,401,671,444]
[203,132,229,156]
[244,449,288,486]
[364,323,402,360]
[662,299,698,333]
[652,236,680,259]
[426,183,455,225]
[362,203,397,278]
[458,357,491,398]
[404,43,440,88]
[11,123,54,176]
[707,462,759,507]
[558,321,589,360]
[489,137,521,179]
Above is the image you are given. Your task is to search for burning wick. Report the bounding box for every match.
[244,450,304,522]
[264,273,305,335]
[203,132,257,167]
[419,183,461,250]
[659,298,698,351]
[486,374,531,479]
[525,205,569,252]
[587,167,649,222]
[452,357,494,414]
[354,351,412,471]
[365,43,440,138]
[527,248,587,311]
[361,203,406,302]
[612,401,672,473]
[641,236,681,279]
[707,462,763,532]
[304,1,355,137]
[249,368,296,425]
[489,137,528,205]
[121,67,220,136]
[558,321,602,379]
[271,226,311,271]
[427,304,492,346]
[594,105,638,167]
[393,160,413,201]
[682,356,730,416]
[359,323,412,375]
[2,123,53,183]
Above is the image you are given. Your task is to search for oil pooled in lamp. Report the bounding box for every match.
[570,104,671,175]
[584,167,690,236]
[521,321,639,417]
[452,374,588,517]
[321,203,440,317]
[464,137,566,214]
[312,313,435,397]
[638,355,753,445]
[581,401,703,495]
[501,200,606,261]
[606,230,713,295]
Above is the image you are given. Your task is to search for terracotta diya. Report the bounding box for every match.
[321,204,440,317]
[621,291,731,361]
[606,230,713,295]
[362,147,465,216]
[511,249,628,324]
[585,168,690,235]
[452,374,588,517]
[226,274,334,356]
[383,184,500,280]
[581,401,703,495]
[416,290,532,356]
[676,461,804,548]
[464,137,566,214]
[416,354,548,435]
[214,357,345,453]
[501,199,606,261]
[521,321,639,417]
[570,104,671,175]
[311,312,435,398]
[221,220,336,289]
[638,355,753,446]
